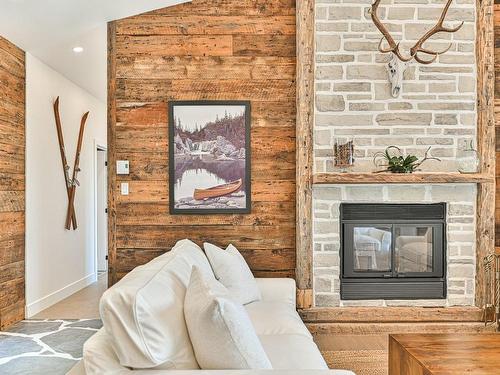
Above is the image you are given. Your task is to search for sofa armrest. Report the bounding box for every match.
[255,278,296,306]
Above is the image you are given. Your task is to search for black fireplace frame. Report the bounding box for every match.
[340,203,447,300]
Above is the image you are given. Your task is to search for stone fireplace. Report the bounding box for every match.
[313,184,476,307]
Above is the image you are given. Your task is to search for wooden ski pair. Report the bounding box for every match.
[53,97,90,230]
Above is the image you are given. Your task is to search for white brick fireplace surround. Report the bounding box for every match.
[313,184,477,307]
[311,0,480,308]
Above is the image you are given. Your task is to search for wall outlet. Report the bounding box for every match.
[117,160,130,175]
[121,182,129,196]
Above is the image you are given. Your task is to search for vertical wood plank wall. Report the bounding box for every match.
[108,0,297,285]
[0,36,25,328]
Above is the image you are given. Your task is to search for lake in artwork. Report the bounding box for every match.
[169,102,250,213]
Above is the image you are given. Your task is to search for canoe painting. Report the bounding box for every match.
[169,101,251,214]
[194,179,243,201]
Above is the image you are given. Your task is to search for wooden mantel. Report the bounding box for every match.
[313,172,494,185]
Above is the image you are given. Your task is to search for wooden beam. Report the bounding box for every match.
[475,0,496,309]
[108,21,118,287]
[299,307,484,323]
[295,0,314,306]
[313,172,494,185]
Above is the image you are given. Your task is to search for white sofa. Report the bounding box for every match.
[69,240,354,375]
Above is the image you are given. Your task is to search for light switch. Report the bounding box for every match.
[121,182,129,196]
[117,160,130,175]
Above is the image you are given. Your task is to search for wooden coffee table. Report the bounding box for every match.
[389,333,500,374]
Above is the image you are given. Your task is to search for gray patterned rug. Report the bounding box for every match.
[0,319,102,375]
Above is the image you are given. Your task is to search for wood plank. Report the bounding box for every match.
[149,0,296,16]
[116,35,233,57]
[116,225,295,251]
[116,247,295,273]
[308,322,489,335]
[0,173,24,191]
[108,21,118,287]
[116,201,295,226]
[116,16,296,36]
[0,191,24,212]
[0,36,24,62]
[476,0,496,308]
[313,172,494,185]
[296,0,314,300]
[300,307,484,323]
[115,79,296,102]
[116,100,296,128]
[116,56,296,80]
[233,35,296,57]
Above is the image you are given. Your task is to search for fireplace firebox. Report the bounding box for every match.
[340,203,446,300]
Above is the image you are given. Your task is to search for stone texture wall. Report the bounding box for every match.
[314,0,477,172]
[313,184,476,307]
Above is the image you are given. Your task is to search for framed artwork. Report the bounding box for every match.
[169,101,251,214]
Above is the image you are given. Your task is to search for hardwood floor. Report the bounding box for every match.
[32,273,107,320]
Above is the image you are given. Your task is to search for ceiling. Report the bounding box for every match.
[0,0,189,101]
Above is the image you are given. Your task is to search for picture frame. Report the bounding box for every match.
[168,100,251,215]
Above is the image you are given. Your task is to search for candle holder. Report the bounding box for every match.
[333,139,355,172]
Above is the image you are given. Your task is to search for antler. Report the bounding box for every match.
[409,0,464,64]
[413,147,441,169]
[370,0,412,62]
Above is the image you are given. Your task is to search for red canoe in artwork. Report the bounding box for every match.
[193,179,242,200]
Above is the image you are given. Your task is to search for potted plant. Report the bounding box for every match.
[373,146,441,173]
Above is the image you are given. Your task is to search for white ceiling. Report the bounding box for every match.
[0,0,189,101]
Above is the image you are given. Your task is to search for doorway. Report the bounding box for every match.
[95,144,108,278]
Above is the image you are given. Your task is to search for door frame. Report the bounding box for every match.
[93,139,107,278]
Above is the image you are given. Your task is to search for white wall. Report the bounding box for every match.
[25,53,106,317]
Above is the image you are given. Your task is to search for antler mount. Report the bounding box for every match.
[370,0,464,97]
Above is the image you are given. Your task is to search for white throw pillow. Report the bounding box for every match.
[203,243,261,305]
[100,239,213,369]
[184,267,272,370]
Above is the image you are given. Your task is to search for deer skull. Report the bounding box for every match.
[370,0,463,97]
[387,54,409,98]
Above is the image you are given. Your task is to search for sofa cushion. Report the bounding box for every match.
[100,239,213,369]
[204,243,261,305]
[184,267,272,370]
[245,301,312,339]
[259,334,328,370]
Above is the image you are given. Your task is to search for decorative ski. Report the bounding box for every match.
[53,97,77,229]
[65,111,89,230]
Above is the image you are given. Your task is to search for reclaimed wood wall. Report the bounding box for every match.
[0,36,25,328]
[108,0,297,285]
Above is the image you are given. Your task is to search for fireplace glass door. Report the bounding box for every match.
[352,225,392,273]
[340,203,446,300]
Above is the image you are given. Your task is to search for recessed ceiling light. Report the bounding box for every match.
[73,46,84,53]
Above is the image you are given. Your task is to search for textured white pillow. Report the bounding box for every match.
[184,267,272,370]
[100,239,213,369]
[203,243,261,305]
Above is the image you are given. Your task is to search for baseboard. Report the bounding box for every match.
[26,273,97,318]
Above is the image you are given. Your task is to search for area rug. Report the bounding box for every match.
[0,319,102,375]
[322,349,388,375]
